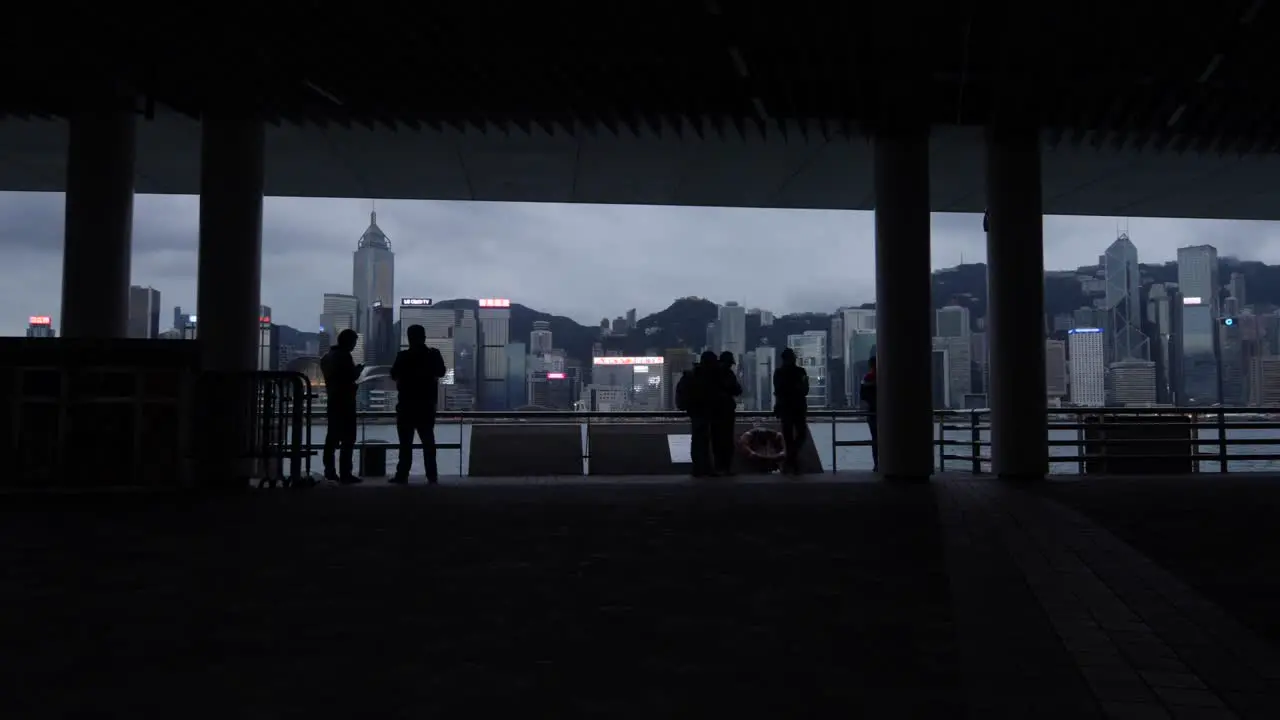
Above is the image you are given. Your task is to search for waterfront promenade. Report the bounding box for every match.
[4,473,1280,717]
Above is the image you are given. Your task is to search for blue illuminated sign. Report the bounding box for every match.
[1223,318,1236,326]
[1068,328,1103,334]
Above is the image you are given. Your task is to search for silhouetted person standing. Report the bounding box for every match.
[773,347,810,475]
[712,351,743,475]
[861,356,879,471]
[320,329,364,484]
[390,324,447,484]
[680,351,720,477]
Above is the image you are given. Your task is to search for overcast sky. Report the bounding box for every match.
[3,191,1280,336]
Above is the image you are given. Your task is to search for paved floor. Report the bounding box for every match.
[3,473,1279,718]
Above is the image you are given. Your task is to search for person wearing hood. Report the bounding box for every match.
[390,324,448,484]
[319,329,364,484]
[773,347,810,474]
[711,350,744,475]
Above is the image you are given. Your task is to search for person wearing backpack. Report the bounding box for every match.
[773,347,810,475]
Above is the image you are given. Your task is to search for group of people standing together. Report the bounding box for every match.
[320,325,447,485]
[676,347,826,476]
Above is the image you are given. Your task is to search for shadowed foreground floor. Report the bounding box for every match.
[6,473,1280,718]
[0,479,960,717]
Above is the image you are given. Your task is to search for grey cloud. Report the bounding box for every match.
[4,190,1280,337]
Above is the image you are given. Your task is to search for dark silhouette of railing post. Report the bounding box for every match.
[830,414,838,472]
[1217,409,1229,473]
[971,413,982,474]
[937,417,946,472]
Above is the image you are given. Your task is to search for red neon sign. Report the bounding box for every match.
[259,316,271,324]
[28,316,51,326]
[478,298,511,309]
[547,372,566,380]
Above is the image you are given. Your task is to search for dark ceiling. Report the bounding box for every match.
[4,2,1276,154]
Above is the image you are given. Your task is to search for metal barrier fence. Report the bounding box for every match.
[196,371,314,489]
[278,406,1280,479]
[937,407,1280,474]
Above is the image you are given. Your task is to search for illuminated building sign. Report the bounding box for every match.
[478,298,511,309]
[401,298,433,307]
[1068,328,1102,334]
[592,356,666,365]
[632,365,650,373]
[259,316,271,324]
[1223,317,1236,327]
[547,372,567,380]
[371,301,383,309]
[1183,297,1203,305]
[28,316,51,326]
[186,315,198,323]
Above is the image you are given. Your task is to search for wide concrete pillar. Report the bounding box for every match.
[985,126,1048,479]
[873,127,935,479]
[60,107,136,338]
[194,113,264,488]
[196,114,264,372]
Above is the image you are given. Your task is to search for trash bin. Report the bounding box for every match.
[360,439,390,477]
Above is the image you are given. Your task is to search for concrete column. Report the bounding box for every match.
[194,113,264,488]
[196,114,264,372]
[60,107,136,338]
[873,127,935,479]
[985,125,1048,479]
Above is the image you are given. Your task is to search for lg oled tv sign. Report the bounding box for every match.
[400,298,433,307]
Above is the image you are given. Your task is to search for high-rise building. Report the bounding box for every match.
[932,336,971,409]
[1103,234,1148,362]
[787,331,827,408]
[1046,339,1067,398]
[530,320,553,354]
[718,301,747,367]
[477,298,512,410]
[352,211,394,337]
[931,347,950,410]
[1178,244,1220,405]
[1219,316,1247,406]
[1068,328,1106,407]
[321,292,363,363]
[455,309,478,393]
[1146,284,1183,404]
[127,286,161,339]
[829,314,845,360]
[1229,272,1247,308]
[367,302,396,366]
[847,329,877,408]
[705,321,719,354]
[935,305,971,339]
[1108,361,1158,406]
[505,342,528,410]
[258,319,281,371]
[625,308,637,328]
[26,315,55,338]
[753,344,777,412]
[1251,356,1280,406]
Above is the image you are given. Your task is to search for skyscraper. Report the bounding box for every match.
[1068,328,1106,407]
[1178,244,1220,405]
[530,320,553,354]
[935,305,971,339]
[127,286,161,339]
[1046,339,1067,398]
[352,211,394,338]
[26,315,55,338]
[787,331,828,408]
[718,301,747,367]
[321,293,363,362]
[1103,234,1148,362]
[477,298,512,410]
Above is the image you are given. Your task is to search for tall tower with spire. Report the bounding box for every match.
[352,208,395,356]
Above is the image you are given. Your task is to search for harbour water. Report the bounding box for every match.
[303,420,1280,475]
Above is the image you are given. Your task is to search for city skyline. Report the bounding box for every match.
[6,191,1280,336]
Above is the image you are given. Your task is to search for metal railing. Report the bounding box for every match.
[938,407,1280,475]
[274,406,1280,479]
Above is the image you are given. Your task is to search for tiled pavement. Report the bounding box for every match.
[3,474,1280,717]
